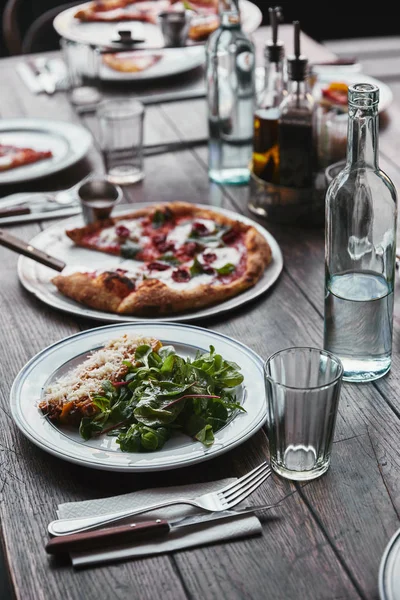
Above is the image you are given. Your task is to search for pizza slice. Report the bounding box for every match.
[52,202,272,316]
[102,52,162,73]
[0,144,53,172]
[39,334,162,424]
[74,0,169,23]
[189,15,219,40]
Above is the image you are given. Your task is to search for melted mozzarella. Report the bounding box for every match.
[146,264,213,290]
[95,219,143,246]
[202,247,242,268]
[166,222,193,246]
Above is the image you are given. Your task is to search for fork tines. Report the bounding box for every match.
[218,462,272,509]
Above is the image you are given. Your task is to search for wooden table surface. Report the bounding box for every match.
[1,25,400,600]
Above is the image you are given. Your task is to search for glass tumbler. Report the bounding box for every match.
[264,347,343,481]
[60,38,102,109]
[97,99,145,185]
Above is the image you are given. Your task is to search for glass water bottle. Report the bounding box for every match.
[324,83,397,382]
[205,0,256,185]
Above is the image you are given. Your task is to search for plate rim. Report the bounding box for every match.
[379,527,400,600]
[17,202,284,323]
[0,118,93,184]
[10,321,268,472]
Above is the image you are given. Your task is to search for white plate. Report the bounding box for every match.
[100,46,206,81]
[53,0,262,81]
[17,203,283,323]
[313,71,393,113]
[0,119,93,185]
[10,322,267,472]
[379,527,400,600]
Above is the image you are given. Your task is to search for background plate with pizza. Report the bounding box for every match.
[53,0,262,81]
[17,202,283,323]
[0,119,93,185]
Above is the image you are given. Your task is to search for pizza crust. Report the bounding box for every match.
[54,202,272,316]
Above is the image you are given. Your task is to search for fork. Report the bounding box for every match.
[48,462,271,537]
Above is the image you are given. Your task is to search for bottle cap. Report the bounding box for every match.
[287,54,308,81]
[287,21,308,82]
[265,6,284,63]
[265,40,285,63]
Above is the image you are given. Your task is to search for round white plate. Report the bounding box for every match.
[0,119,93,185]
[100,46,206,81]
[10,322,267,472]
[54,0,262,81]
[313,71,393,114]
[379,527,400,600]
[17,203,283,323]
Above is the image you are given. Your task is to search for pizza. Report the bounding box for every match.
[188,15,219,41]
[74,0,170,23]
[102,52,162,73]
[0,143,53,172]
[39,334,162,424]
[73,0,219,34]
[51,202,272,316]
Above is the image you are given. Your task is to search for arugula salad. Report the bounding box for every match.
[79,343,246,452]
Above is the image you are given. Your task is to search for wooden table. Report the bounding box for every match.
[1,25,400,600]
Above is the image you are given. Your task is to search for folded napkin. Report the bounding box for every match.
[56,478,262,569]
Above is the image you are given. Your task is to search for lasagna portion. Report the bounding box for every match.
[39,334,162,424]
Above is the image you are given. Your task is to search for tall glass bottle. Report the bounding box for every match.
[205,0,256,185]
[278,21,315,189]
[251,6,286,184]
[324,83,397,382]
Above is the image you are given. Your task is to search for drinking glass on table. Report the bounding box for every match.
[60,38,102,110]
[97,98,145,185]
[264,347,343,481]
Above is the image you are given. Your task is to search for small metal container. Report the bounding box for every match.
[77,178,123,224]
[158,11,192,47]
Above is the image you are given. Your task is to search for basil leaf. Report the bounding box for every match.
[120,240,141,259]
[190,257,205,277]
[152,209,172,229]
[215,263,236,276]
[160,252,180,265]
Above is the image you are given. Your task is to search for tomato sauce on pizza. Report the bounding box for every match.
[53,202,272,316]
[0,144,53,172]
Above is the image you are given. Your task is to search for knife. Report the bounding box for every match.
[45,505,278,555]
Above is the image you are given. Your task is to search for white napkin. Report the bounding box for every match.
[56,478,262,569]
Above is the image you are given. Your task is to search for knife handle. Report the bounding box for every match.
[45,519,170,555]
[0,207,31,218]
[0,229,66,271]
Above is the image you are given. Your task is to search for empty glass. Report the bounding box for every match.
[60,38,102,110]
[264,347,343,481]
[97,99,145,185]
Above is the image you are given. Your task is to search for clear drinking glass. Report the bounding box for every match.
[264,347,343,481]
[97,99,145,185]
[60,38,102,110]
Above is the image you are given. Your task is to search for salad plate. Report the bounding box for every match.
[10,322,267,472]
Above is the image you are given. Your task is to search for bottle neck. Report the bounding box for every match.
[286,78,309,97]
[260,61,285,108]
[346,103,379,169]
[219,0,241,28]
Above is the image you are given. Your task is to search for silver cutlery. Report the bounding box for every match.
[45,502,280,555]
[48,461,272,537]
[0,174,93,211]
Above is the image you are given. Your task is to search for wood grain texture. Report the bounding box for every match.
[0,28,400,600]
